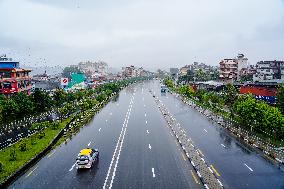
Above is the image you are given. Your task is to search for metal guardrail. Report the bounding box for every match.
[152,93,224,189]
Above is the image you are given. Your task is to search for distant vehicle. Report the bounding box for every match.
[76,148,99,169]
[161,85,167,93]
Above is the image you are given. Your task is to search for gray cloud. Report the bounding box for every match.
[0,0,284,69]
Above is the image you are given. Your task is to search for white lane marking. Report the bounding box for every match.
[109,106,132,188]
[221,144,226,148]
[145,113,147,117]
[69,163,76,171]
[47,150,56,158]
[152,168,156,178]
[203,129,208,133]
[106,119,108,122]
[146,120,148,124]
[244,163,253,172]
[146,130,149,134]
[117,103,119,106]
[110,112,112,115]
[88,141,91,146]
[149,144,152,150]
[144,104,146,107]
[104,95,134,189]
[99,128,101,132]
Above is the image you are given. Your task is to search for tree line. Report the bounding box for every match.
[164,79,284,142]
[0,77,148,124]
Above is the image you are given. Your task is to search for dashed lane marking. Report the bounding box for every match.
[181,152,187,161]
[47,150,56,158]
[244,163,254,172]
[99,128,101,132]
[203,129,208,133]
[210,165,221,176]
[149,144,152,150]
[88,141,91,146]
[69,163,76,172]
[190,170,200,184]
[145,113,147,117]
[221,144,226,148]
[152,168,156,178]
[146,130,149,134]
[146,120,148,124]
[25,166,38,178]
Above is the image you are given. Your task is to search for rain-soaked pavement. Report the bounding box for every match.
[7,80,284,189]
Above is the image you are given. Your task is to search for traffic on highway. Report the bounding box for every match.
[7,80,284,189]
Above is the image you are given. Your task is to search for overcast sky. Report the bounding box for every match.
[0,0,284,69]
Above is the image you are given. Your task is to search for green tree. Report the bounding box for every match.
[194,69,208,81]
[233,95,257,130]
[276,83,284,114]
[2,98,19,120]
[224,83,238,109]
[12,92,34,116]
[31,89,53,112]
[58,105,69,122]
[164,79,174,88]
[209,69,219,81]
[79,100,89,115]
[53,89,67,107]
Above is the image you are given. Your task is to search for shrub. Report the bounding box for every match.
[51,122,59,130]
[30,136,36,145]
[0,161,3,172]
[19,141,27,151]
[9,148,16,161]
[37,131,45,139]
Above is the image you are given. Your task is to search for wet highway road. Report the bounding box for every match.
[8,81,202,189]
[148,80,284,189]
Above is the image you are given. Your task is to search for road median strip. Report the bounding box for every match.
[152,93,224,189]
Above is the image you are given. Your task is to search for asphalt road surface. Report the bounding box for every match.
[149,80,284,189]
[8,81,203,189]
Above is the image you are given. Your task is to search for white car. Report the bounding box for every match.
[76,148,99,169]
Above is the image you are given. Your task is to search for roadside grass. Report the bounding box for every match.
[0,118,70,183]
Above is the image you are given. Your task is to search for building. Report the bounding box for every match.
[32,71,49,81]
[121,66,148,78]
[219,54,249,82]
[253,60,284,82]
[78,61,108,78]
[179,65,190,77]
[0,55,32,95]
[239,84,278,104]
[122,65,135,77]
[179,62,218,79]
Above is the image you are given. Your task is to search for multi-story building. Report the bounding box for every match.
[78,61,108,77]
[219,54,249,82]
[0,55,32,95]
[253,60,284,82]
[121,66,148,78]
[122,65,136,78]
[179,65,190,77]
[219,59,238,82]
